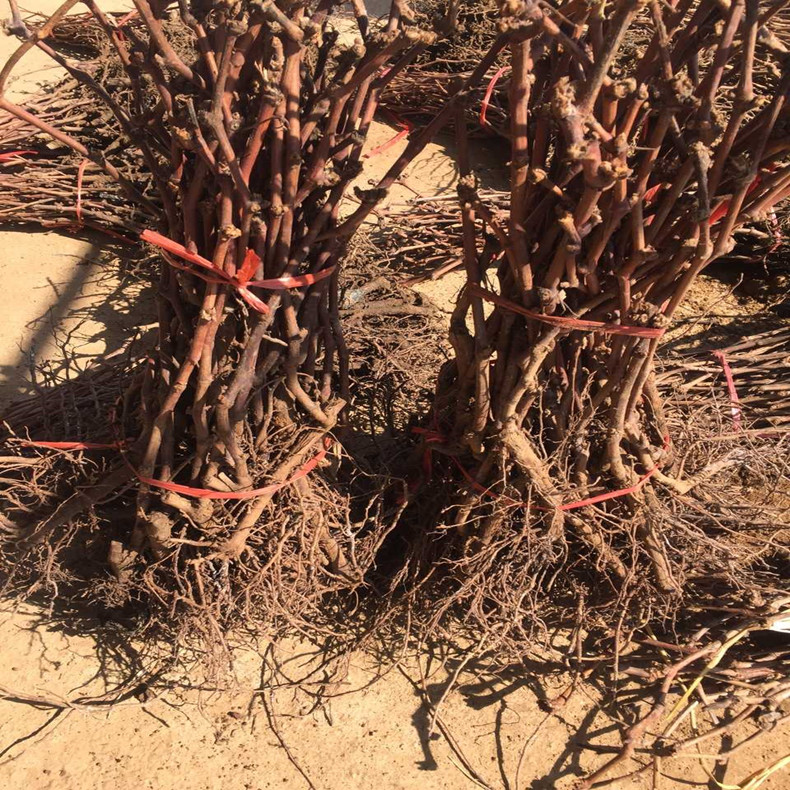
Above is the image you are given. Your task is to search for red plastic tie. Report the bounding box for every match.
[643,182,666,205]
[449,451,524,508]
[22,440,122,451]
[75,159,88,225]
[411,425,443,486]
[136,436,333,499]
[480,67,508,127]
[367,109,413,158]
[141,230,336,314]
[113,9,138,40]
[0,149,36,163]
[468,283,665,339]
[557,435,670,511]
[42,218,136,244]
[22,436,333,501]
[412,427,671,511]
[712,350,742,431]
[709,172,764,225]
[40,159,113,238]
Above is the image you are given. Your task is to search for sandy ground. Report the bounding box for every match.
[0,604,620,790]
[1,598,788,790]
[1,4,788,790]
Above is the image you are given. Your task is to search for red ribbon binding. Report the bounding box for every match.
[74,158,88,225]
[23,440,123,451]
[643,182,665,204]
[367,109,413,158]
[480,67,508,127]
[41,158,135,243]
[414,428,671,512]
[0,149,36,163]
[111,9,138,41]
[558,435,670,511]
[468,283,665,339]
[709,167,772,225]
[141,229,335,314]
[712,350,742,431]
[22,436,333,501]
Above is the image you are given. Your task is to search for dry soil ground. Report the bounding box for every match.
[0,4,788,790]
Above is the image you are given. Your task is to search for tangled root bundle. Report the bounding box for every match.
[0,0,499,641]
[400,0,790,653]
